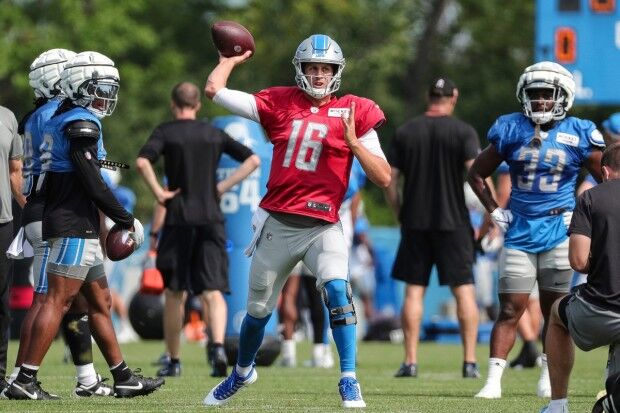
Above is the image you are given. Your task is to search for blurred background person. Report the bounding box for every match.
[385,77,481,379]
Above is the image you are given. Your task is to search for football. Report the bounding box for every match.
[211,20,255,57]
[106,224,136,261]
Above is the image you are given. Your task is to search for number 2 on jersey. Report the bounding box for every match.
[282,120,327,172]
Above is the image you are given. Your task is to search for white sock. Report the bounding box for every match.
[341,371,356,379]
[76,363,97,386]
[540,354,550,383]
[282,339,296,358]
[548,398,568,412]
[8,367,20,383]
[235,364,253,377]
[486,358,506,386]
[313,344,324,361]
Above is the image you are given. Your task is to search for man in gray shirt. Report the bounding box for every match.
[0,105,26,391]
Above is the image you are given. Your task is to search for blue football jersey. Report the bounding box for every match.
[41,106,107,175]
[344,158,367,201]
[488,112,604,253]
[22,99,60,196]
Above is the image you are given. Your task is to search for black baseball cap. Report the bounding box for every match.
[429,77,456,97]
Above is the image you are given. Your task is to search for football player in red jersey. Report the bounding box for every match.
[203,34,390,408]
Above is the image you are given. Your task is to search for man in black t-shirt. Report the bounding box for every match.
[542,143,620,413]
[385,78,481,378]
[136,82,260,379]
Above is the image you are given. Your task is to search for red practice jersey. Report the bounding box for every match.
[254,86,385,223]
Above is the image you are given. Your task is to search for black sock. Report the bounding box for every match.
[110,361,132,382]
[522,340,538,355]
[170,358,180,365]
[16,366,37,383]
[61,313,93,366]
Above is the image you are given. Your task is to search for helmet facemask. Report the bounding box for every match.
[516,61,575,125]
[521,85,567,125]
[75,78,119,118]
[292,34,345,99]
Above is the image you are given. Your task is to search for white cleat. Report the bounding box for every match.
[475,383,502,399]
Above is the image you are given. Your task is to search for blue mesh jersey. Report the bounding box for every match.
[41,106,106,174]
[344,158,367,201]
[489,112,604,253]
[22,99,61,196]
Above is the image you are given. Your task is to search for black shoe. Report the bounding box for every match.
[211,346,228,377]
[152,353,170,366]
[5,379,60,400]
[74,374,113,397]
[114,369,165,398]
[463,362,481,378]
[509,346,541,369]
[156,361,181,377]
[394,363,417,378]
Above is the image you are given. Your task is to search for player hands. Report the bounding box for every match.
[129,218,145,248]
[218,50,253,65]
[342,101,358,148]
[490,208,513,233]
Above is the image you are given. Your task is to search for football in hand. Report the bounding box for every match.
[106,224,136,261]
[211,20,255,57]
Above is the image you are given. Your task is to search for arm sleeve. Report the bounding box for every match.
[569,192,592,237]
[213,88,260,122]
[358,129,387,160]
[69,138,134,228]
[138,127,165,163]
[221,132,255,162]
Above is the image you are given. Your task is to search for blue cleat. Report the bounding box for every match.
[338,377,366,408]
[203,366,257,406]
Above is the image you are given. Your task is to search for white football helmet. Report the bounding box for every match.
[60,51,120,118]
[292,34,345,99]
[29,48,77,99]
[516,61,575,124]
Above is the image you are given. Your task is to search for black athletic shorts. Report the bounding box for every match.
[391,227,475,287]
[156,223,230,294]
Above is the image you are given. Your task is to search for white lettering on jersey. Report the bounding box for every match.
[328,108,350,118]
[556,132,579,147]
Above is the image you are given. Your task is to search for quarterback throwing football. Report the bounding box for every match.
[203,34,390,408]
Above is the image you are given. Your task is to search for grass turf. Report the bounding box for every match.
[0,338,607,412]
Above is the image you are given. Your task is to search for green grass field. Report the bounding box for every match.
[0,338,608,412]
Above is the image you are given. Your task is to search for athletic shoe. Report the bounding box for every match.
[113,369,164,398]
[211,346,228,377]
[157,361,181,377]
[74,374,113,397]
[394,363,417,378]
[539,404,568,413]
[463,362,481,378]
[0,378,8,399]
[279,355,297,368]
[509,347,541,369]
[203,366,258,406]
[474,383,501,399]
[5,379,60,400]
[152,353,170,366]
[338,377,366,408]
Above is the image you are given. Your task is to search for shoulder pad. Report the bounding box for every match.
[65,120,100,140]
